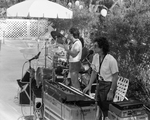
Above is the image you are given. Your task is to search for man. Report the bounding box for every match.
[63,27,82,90]
[83,37,119,119]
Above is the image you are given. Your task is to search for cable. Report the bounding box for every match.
[61,99,63,120]
[20,61,28,118]
[17,115,24,120]
[16,61,28,120]
[79,106,85,120]
[21,61,27,81]
[19,61,32,120]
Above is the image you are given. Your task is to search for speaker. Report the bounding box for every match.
[22,71,30,83]
[21,68,35,83]
[34,97,43,119]
[19,84,31,105]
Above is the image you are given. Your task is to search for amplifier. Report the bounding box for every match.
[109,100,146,118]
[43,93,96,120]
[108,110,148,120]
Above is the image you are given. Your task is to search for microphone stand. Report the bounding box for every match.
[45,39,49,68]
[24,51,41,118]
[28,60,33,116]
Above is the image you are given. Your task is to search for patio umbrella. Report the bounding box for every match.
[6,0,73,19]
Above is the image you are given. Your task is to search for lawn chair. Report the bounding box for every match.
[113,76,129,102]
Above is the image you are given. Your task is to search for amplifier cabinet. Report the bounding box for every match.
[109,100,147,118]
[109,103,146,118]
[43,92,96,120]
[108,111,148,120]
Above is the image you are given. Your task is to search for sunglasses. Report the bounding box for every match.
[93,44,99,48]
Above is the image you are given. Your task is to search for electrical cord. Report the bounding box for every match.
[61,99,63,120]
[16,61,28,120]
[79,106,85,120]
[17,115,24,120]
[21,61,28,118]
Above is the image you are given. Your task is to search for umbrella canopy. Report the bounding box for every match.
[7,0,73,19]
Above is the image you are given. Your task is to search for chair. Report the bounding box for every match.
[113,76,129,102]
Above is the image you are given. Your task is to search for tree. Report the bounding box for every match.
[98,0,150,106]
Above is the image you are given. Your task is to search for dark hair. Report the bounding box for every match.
[69,27,84,47]
[94,37,109,55]
[69,27,80,39]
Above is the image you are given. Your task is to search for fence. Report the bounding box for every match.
[0,18,48,41]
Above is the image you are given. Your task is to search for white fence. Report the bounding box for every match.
[0,18,48,41]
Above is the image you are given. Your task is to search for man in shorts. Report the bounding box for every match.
[63,27,82,90]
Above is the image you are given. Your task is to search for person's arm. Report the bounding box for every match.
[83,54,99,93]
[83,69,98,93]
[65,47,79,58]
[107,57,119,101]
[64,43,79,58]
[107,72,118,101]
[88,70,98,87]
[109,72,118,92]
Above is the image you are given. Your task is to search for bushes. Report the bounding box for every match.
[101,2,150,107]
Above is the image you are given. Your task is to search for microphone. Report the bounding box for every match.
[28,51,41,62]
[87,50,94,58]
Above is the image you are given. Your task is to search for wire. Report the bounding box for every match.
[19,61,32,119]
[16,60,28,120]
[79,106,85,120]
[20,61,28,118]
[17,115,24,120]
[22,61,27,80]
[61,99,63,120]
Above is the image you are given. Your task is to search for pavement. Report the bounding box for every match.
[0,39,40,120]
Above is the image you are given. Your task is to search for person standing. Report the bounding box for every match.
[83,37,119,119]
[63,27,82,90]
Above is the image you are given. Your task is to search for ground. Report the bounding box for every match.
[0,39,37,120]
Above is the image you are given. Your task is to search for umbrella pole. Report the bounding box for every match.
[45,40,48,68]
[37,19,40,52]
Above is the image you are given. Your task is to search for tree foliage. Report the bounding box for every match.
[99,1,150,106]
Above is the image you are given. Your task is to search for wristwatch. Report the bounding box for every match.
[109,88,113,92]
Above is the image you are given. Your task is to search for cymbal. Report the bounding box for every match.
[51,31,64,39]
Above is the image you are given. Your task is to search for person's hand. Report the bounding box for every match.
[107,90,114,101]
[83,85,91,94]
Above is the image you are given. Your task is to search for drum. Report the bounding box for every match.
[36,67,53,87]
[55,66,63,76]
[80,63,90,73]
[53,55,68,68]
[53,55,59,68]
[58,58,67,67]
